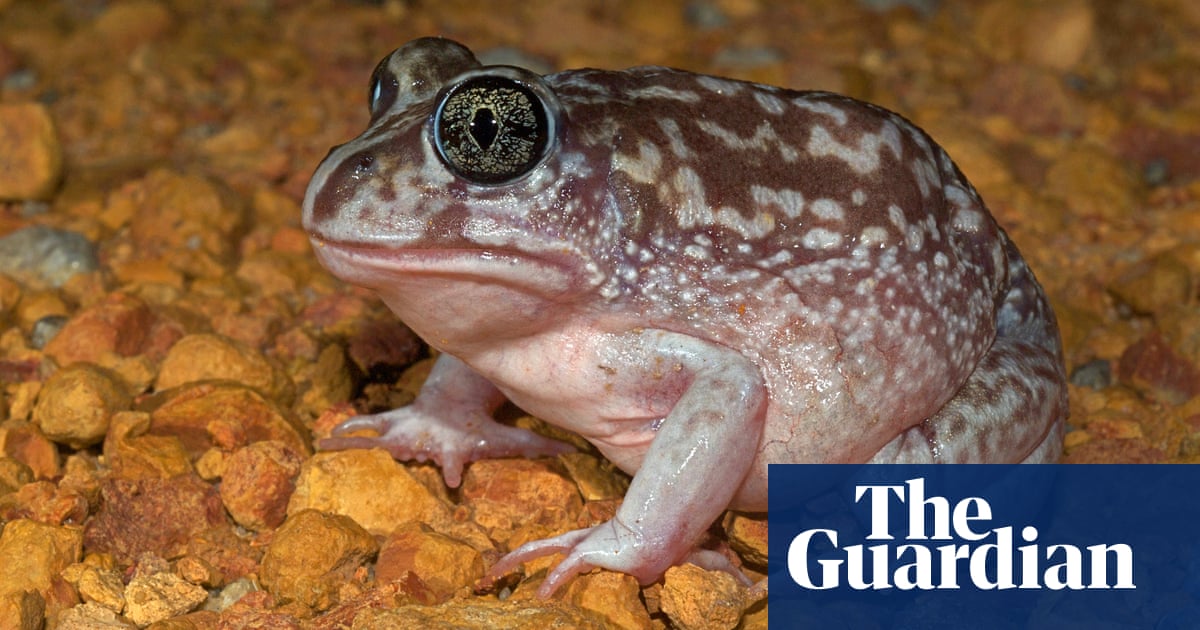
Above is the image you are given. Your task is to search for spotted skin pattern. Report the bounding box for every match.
[303,38,1067,597]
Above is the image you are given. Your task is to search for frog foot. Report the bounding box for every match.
[318,407,575,488]
[485,519,753,598]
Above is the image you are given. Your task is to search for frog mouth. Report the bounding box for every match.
[309,238,590,299]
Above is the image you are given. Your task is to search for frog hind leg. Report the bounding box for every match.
[872,238,1068,464]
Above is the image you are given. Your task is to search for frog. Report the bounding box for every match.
[301,37,1068,597]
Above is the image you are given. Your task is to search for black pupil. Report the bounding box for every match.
[470,108,499,150]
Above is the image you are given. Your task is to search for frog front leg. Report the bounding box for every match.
[487,331,767,598]
[318,353,575,488]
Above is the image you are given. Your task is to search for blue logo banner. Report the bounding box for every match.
[767,465,1200,629]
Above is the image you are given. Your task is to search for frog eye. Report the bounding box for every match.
[432,69,559,185]
[367,57,399,120]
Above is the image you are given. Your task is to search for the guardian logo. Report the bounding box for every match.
[770,465,1199,628]
[787,478,1135,591]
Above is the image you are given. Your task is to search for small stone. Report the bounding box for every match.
[0,456,34,495]
[460,458,583,549]
[723,512,768,567]
[55,601,135,629]
[0,104,63,200]
[43,293,183,367]
[14,290,68,332]
[345,318,422,378]
[561,571,653,630]
[122,572,207,627]
[315,578,440,627]
[0,519,83,623]
[33,363,131,449]
[174,555,221,589]
[219,440,303,531]
[271,326,321,363]
[1159,305,1200,374]
[259,509,378,611]
[92,0,173,49]
[212,589,286,622]
[72,565,126,612]
[1019,0,1095,71]
[199,121,293,184]
[129,553,171,580]
[0,329,42,385]
[1118,331,1200,405]
[0,479,89,525]
[1069,359,1113,390]
[205,578,259,616]
[105,413,195,481]
[287,449,449,536]
[59,453,102,505]
[146,383,309,458]
[300,292,368,335]
[193,448,226,481]
[29,314,69,349]
[209,301,285,354]
[109,257,185,291]
[82,475,227,565]
[102,170,244,280]
[660,564,746,630]
[1107,254,1192,316]
[1143,159,1170,187]
[377,522,485,602]
[181,528,261,588]
[292,342,355,421]
[683,1,730,29]
[558,452,629,502]
[155,333,293,404]
[1044,144,1139,222]
[0,420,61,480]
[393,357,436,402]
[968,64,1084,136]
[0,226,97,289]
[1115,124,1200,185]
[233,252,308,298]
[741,594,768,630]
[0,362,39,393]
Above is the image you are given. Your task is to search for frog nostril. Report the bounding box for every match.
[353,154,376,177]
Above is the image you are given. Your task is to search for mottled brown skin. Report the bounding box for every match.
[303,38,1067,597]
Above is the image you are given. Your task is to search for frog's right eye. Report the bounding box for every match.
[431,67,561,186]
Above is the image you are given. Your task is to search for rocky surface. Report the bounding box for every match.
[1,0,1198,627]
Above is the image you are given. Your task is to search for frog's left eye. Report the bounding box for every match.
[367,56,399,121]
[432,68,560,186]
